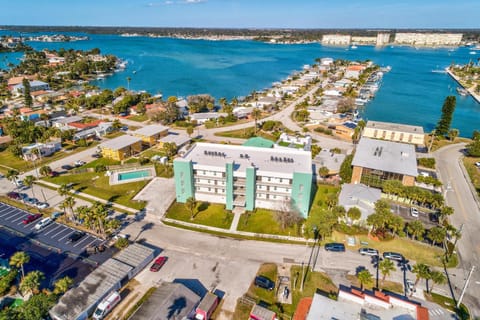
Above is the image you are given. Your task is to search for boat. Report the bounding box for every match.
[351,45,358,49]
[380,66,392,72]
[457,87,468,96]
[469,51,477,55]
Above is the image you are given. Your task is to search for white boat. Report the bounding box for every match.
[432,69,447,74]
[469,51,477,55]
[351,45,358,49]
[457,87,468,96]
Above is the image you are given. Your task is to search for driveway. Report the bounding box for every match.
[433,143,480,317]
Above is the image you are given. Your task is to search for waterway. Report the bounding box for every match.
[1,31,479,136]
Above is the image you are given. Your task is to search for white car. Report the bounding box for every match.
[36,202,49,209]
[410,207,419,217]
[34,217,53,231]
[358,247,379,256]
[74,160,86,167]
[475,162,480,168]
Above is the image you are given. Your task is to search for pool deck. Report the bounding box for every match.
[109,165,156,185]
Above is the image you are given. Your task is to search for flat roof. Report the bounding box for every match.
[366,120,424,135]
[113,243,155,268]
[100,135,142,151]
[178,142,312,175]
[130,282,200,320]
[50,259,132,320]
[159,132,191,146]
[338,183,382,219]
[242,137,274,148]
[133,124,168,137]
[352,137,418,177]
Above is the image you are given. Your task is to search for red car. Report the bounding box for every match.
[150,256,167,272]
[22,214,42,225]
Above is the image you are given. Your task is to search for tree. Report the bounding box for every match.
[318,166,329,179]
[251,108,262,135]
[346,207,362,222]
[53,276,73,295]
[23,175,36,200]
[186,126,194,137]
[357,269,373,290]
[20,270,45,295]
[162,142,177,158]
[435,96,456,136]
[16,292,57,320]
[379,259,396,283]
[186,197,196,220]
[6,169,19,187]
[126,76,131,91]
[339,154,353,182]
[448,128,459,141]
[39,165,52,177]
[412,263,430,286]
[275,201,303,230]
[57,183,72,200]
[62,196,76,222]
[427,227,446,247]
[22,78,32,107]
[406,220,425,240]
[438,206,454,224]
[112,119,122,130]
[429,270,446,293]
[9,251,30,280]
[466,139,480,157]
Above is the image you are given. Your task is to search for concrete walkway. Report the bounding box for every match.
[229,209,243,231]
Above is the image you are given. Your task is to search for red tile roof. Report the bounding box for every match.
[293,297,312,320]
[69,120,103,129]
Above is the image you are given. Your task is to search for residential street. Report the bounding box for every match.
[434,143,480,317]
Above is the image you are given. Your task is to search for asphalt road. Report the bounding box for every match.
[434,143,480,317]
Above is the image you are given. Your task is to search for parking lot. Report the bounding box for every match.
[390,204,437,227]
[0,201,106,260]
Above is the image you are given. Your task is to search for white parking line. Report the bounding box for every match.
[0,207,11,215]
[39,223,57,234]
[73,236,92,248]
[83,238,98,249]
[59,230,75,242]
[44,224,62,236]
[50,228,72,239]
[2,211,22,220]
[12,215,27,223]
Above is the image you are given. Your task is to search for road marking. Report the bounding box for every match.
[12,215,27,223]
[58,230,75,241]
[3,211,22,220]
[73,236,91,248]
[51,228,72,239]
[40,223,58,234]
[83,238,98,249]
[44,224,62,236]
[0,207,11,214]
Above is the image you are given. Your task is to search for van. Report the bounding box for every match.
[324,243,346,252]
[34,217,52,231]
[254,276,275,291]
[93,291,121,320]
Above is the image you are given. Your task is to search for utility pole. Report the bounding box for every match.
[300,262,305,292]
[457,265,475,308]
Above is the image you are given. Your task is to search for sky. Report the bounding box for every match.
[0,0,479,29]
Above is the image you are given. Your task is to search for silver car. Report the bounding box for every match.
[358,247,379,256]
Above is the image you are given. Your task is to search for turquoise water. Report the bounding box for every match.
[118,169,151,181]
[0,31,478,137]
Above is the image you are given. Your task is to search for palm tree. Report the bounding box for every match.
[186,197,197,220]
[20,270,45,295]
[427,226,447,247]
[63,196,76,222]
[23,175,36,199]
[251,108,262,135]
[429,270,447,293]
[6,169,19,188]
[357,269,373,290]
[57,183,72,200]
[126,76,131,91]
[9,251,30,280]
[53,276,73,295]
[379,259,396,284]
[39,165,52,177]
[406,220,425,240]
[412,263,430,287]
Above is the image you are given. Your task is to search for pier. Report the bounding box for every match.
[446,67,480,103]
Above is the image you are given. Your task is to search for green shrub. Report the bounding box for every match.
[0,269,18,296]
[417,158,436,169]
[114,237,129,249]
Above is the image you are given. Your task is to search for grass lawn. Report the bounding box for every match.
[346,274,403,294]
[237,208,301,236]
[82,157,120,169]
[104,131,125,139]
[463,156,480,196]
[330,231,448,268]
[215,127,278,142]
[165,202,233,229]
[45,172,147,210]
[127,114,149,122]
[246,263,278,304]
[426,136,471,152]
[425,292,470,318]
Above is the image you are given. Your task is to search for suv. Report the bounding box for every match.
[410,207,419,218]
[254,276,275,291]
[358,247,379,256]
[74,160,86,167]
[383,252,405,262]
[67,231,86,243]
[324,243,346,252]
[35,217,53,231]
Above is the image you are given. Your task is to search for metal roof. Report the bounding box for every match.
[352,138,418,177]
[99,135,142,151]
[133,124,168,137]
[113,243,155,268]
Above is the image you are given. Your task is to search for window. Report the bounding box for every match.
[268,177,271,182]
[399,133,404,141]
[208,187,211,192]
[299,184,304,192]
[373,129,378,138]
[408,134,413,142]
[390,132,395,140]
[382,131,387,138]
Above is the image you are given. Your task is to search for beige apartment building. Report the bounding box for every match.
[362,120,425,146]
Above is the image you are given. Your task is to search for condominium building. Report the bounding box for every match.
[322,34,352,46]
[394,33,463,46]
[173,143,313,217]
[362,120,425,146]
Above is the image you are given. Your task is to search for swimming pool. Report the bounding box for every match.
[118,169,151,181]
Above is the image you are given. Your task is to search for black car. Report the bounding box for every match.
[254,275,275,291]
[324,243,346,252]
[67,231,86,243]
[61,164,74,171]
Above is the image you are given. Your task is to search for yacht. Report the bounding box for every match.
[457,87,468,96]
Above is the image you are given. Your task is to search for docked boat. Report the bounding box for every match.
[350,45,358,49]
[457,87,468,96]
[469,51,477,55]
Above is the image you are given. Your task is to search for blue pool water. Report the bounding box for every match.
[118,170,151,181]
[0,31,478,136]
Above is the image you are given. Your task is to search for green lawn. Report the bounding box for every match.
[346,274,403,293]
[237,208,301,236]
[82,157,120,169]
[128,114,149,122]
[463,156,480,196]
[104,131,125,139]
[165,202,233,229]
[425,292,470,319]
[45,172,147,210]
[246,263,278,303]
[215,127,279,142]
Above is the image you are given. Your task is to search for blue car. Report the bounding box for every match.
[325,243,346,252]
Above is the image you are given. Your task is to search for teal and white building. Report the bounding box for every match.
[173,143,313,217]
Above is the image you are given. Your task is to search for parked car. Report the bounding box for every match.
[7,192,20,200]
[410,207,419,218]
[383,252,405,262]
[324,243,346,252]
[475,162,480,167]
[150,256,167,272]
[24,197,39,206]
[49,171,59,177]
[34,217,53,231]
[67,231,86,243]
[74,160,86,167]
[36,202,49,209]
[254,276,275,290]
[358,247,379,256]
[51,211,63,220]
[61,164,74,171]
[22,214,42,225]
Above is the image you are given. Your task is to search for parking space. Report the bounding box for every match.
[390,204,437,227]
[0,202,103,257]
